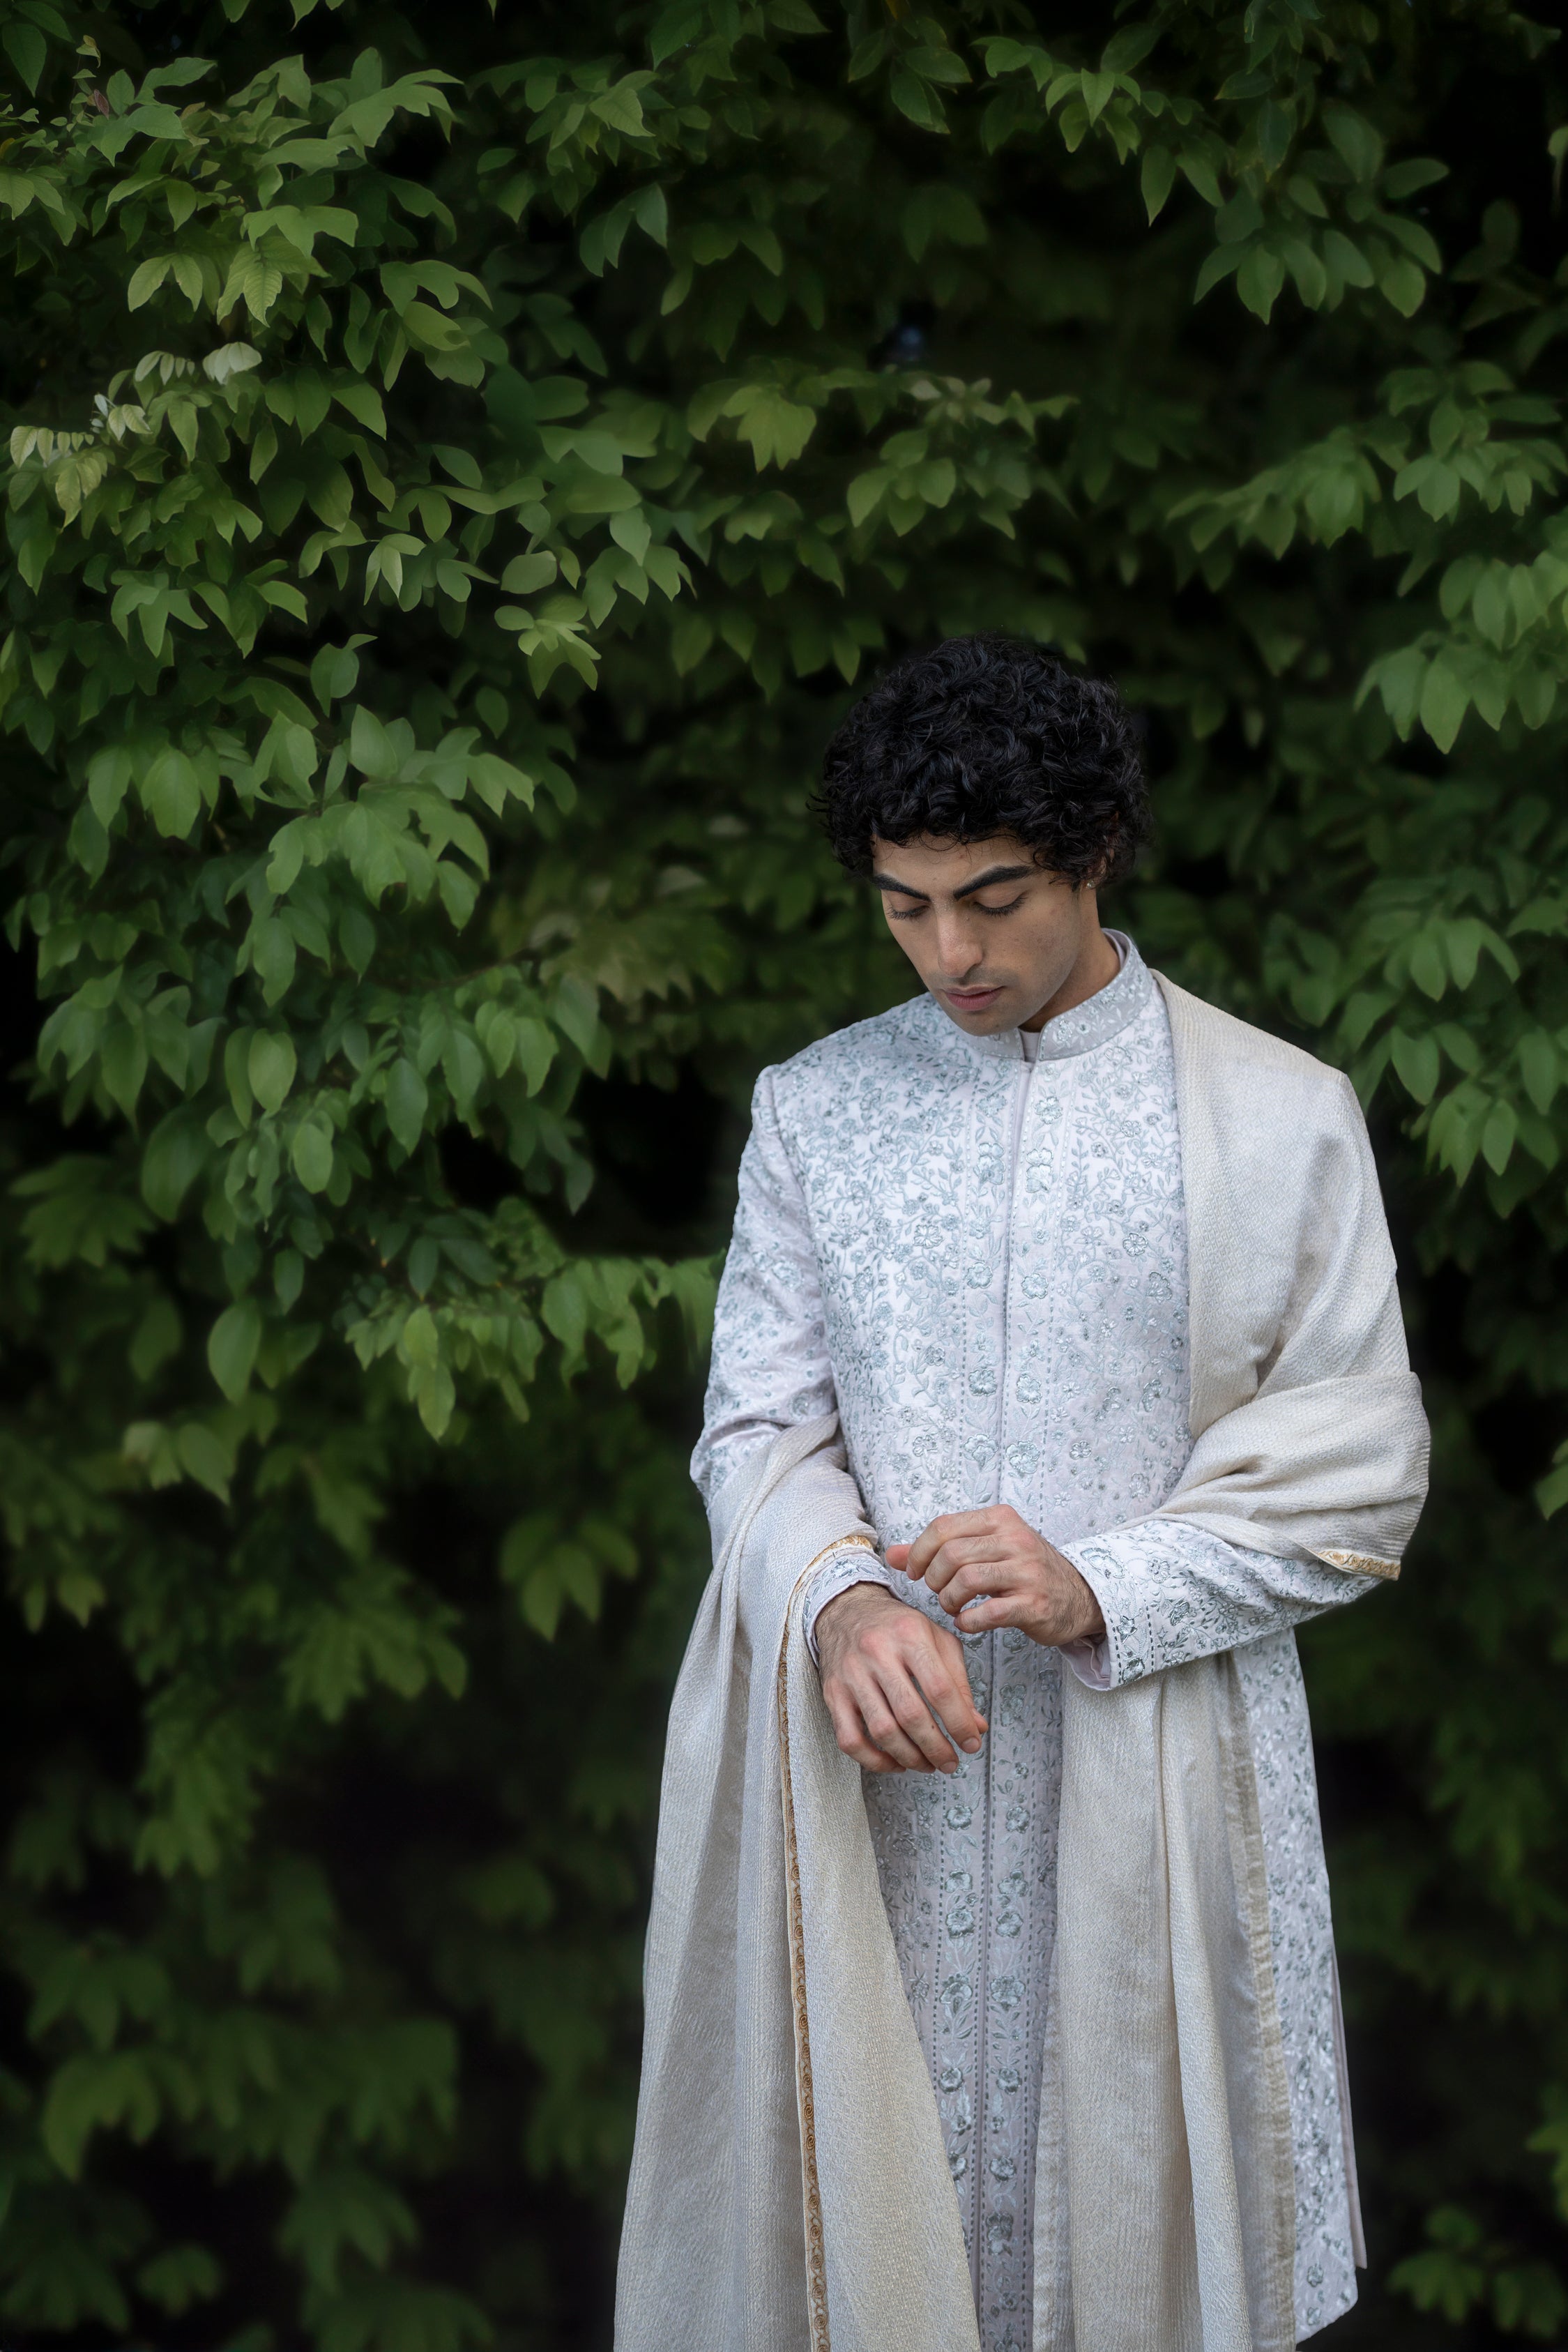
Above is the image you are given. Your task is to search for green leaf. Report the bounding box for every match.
[3,20,48,93]
[248,1031,298,1115]
[1410,934,1449,1001]
[141,749,202,840]
[310,643,361,708]
[127,256,175,310]
[1419,660,1468,752]
[1518,1032,1560,1114]
[291,1116,335,1193]
[1537,1453,1568,1520]
[889,70,948,133]
[501,552,559,594]
[208,1300,262,1402]
[384,1057,429,1153]
[634,184,669,246]
[87,745,134,827]
[335,380,387,435]
[1390,1028,1440,1104]
[137,2243,224,2316]
[1321,103,1384,183]
[175,1423,234,1502]
[252,916,297,1006]
[142,1111,209,1220]
[129,1296,182,1382]
[720,386,817,470]
[203,341,261,384]
[100,1023,149,1117]
[1141,147,1177,223]
[1236,244,1287,322]
[350,704,401,779]
[1481,1100,1518,1176]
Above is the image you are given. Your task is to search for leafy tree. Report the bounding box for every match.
[0,0,1565,2344]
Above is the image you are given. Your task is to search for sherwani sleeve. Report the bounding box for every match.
[690,1068,899,1651]
[1060,1059,1402,1690]
[1057,1522,1378,1690]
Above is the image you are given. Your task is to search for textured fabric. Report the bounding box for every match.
[1044,976,1426,2351]
[1043,1647,1298,2352]
[616,1418,981,2352]
[694,943,1396,2338]
[631,951,1427,2351]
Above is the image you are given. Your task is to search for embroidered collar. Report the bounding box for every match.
[924,932,1152,1064]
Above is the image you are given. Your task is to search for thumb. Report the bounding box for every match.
[885,1542,912,1571]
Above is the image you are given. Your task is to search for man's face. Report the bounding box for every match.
[870,832,1103,1035]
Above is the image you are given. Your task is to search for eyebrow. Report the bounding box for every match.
[870,863,1035,904]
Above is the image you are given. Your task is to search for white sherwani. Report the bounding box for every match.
[692,939,1375,2346]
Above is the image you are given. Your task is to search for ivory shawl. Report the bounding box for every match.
[616,978,1428,2352]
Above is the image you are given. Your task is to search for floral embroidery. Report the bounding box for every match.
[694,939,1368,2342]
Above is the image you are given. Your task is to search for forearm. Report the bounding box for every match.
[1060,1517,1379,1689]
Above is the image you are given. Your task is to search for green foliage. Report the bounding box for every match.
[0,0,1565,2342]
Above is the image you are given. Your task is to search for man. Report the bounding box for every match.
[617,636,1428,2352]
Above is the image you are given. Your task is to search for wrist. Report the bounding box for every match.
[1060,1560,1105,1646]
[816,1579,904,1670]
[819,1579,900,1631]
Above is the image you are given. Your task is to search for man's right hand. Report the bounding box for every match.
[815,1584,989,1775]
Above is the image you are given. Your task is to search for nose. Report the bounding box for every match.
[931,911,986,980]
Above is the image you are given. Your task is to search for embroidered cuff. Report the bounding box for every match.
[1060,1517,1379,1690]
[1058,1535,1145,1689]
[802,1539,900,1663]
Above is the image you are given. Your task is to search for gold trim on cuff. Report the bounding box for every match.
[800,1531,878,1577]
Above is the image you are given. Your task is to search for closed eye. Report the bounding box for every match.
[887,891,1025,921]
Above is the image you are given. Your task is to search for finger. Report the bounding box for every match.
[860,1680,949,1773]
[951,1592,1040,1637]
[871,1671,958,1771]
[875,1622,989,1746]
[914,1657,987,1753]
[862,1712,936,1770]
[950,1599,1025,1637]
[904,1510,1001,1581]
[885,1674,966,1773]
[943,1556,1029,1612]
[885,1542,913,1572]
[922,1533,1012,1596]
[825,1684,907,1772]
[925,1621,990,1709]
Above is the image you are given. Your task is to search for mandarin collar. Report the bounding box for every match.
[930,932,1152,1065]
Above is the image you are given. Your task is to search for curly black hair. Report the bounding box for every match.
[816,635,1150,886]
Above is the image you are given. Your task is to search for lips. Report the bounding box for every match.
[946,986,1003,1010]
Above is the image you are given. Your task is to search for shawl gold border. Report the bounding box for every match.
[778,1591,832,2352]
[1311,1546,1401,1581]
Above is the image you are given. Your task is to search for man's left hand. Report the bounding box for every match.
[886,1507,1106,1648]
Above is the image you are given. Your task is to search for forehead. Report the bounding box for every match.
[869,832,1038,891]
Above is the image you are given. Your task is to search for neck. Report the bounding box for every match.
[1020,919,1121,1033]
